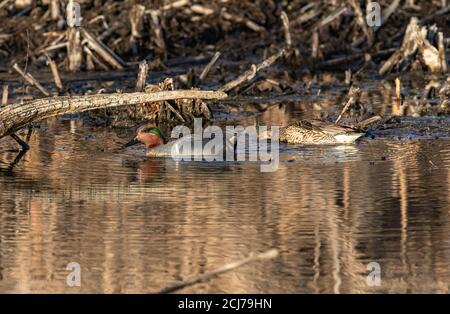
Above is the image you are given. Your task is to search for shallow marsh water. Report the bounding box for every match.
[1,70,450,293]
[1,107,450,293]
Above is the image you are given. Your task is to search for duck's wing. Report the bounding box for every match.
[308,120,365,143]
[167,134,228,157]
[166,135,204,157]
[307,120,357,135]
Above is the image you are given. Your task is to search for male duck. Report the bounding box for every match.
[124,124,235,158]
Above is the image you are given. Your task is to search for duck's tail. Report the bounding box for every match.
[333,132,365,143]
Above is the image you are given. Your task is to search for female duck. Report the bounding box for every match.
[264,120,365,144]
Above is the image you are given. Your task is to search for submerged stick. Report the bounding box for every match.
[219,49,285,92]
[0,90,227,139]
[156,249,279,294]
[12,63,50,97]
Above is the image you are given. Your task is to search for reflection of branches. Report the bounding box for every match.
[0,127,33,175]
[0,149,28,176]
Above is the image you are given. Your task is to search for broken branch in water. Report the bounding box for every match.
[156,249,279,294]
[0,90,227,139]
[335,85,361,124]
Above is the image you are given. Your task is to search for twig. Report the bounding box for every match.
[50,0,60,20]
[348,0,373,46]
[219,49,285,92]
[353,115,382,130]
[375,0,400,32]
[46,55,63,91]
[145,0,191,14]
[199,51,221,81]
[0,0,11,10]
[280,11,292,48]
[438,32,448,73]
[129,4,146,56]
[349,0,400,48]
[67,27,82,72]
[81,28,126,70]
[165,102,186,123]
[291,2,321,25]
[318,6,347,28]
[135,60,148,92]
[129,4,146,39]
[311,31,319,59]
[0,90,227,138]
[148,10,166,53]
[12,63,50,97]
[156,249,279,294]
[190,4,214,16]
[335,86,361,124]
[221,10,265,33]
[83,46,109,71]
[1,85,8,107]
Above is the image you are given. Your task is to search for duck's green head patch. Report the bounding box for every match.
[145,127,162,138]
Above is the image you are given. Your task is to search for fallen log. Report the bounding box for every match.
[0,90,227,139]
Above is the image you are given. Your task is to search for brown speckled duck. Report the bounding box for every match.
[264,120,365,144]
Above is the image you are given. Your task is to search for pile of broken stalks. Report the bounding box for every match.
[1,0,450,151]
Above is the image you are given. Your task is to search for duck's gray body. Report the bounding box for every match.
[277,120,364,144]
[147,134,236,158]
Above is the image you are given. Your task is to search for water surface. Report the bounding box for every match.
[0,109,450,293]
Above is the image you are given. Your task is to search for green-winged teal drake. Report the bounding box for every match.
[125,125,236,158]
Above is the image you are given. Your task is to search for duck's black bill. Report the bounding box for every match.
[124,138,139,148]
